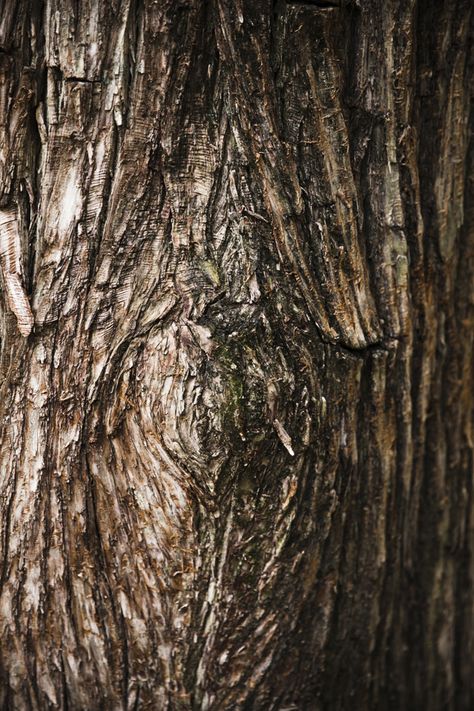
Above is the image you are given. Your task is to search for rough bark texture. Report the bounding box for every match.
[0,1,473,709]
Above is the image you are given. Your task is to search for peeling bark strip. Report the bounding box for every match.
[0,1,473,710]
[0,208,33,336]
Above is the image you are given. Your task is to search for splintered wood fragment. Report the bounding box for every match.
[0,209,34,337]
[273,419,295,456]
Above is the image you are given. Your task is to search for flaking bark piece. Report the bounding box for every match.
[0,208,34,337]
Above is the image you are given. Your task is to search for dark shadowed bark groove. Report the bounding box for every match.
[0,0,472,709]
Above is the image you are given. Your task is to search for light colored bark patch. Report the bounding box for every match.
[0,208,34,336]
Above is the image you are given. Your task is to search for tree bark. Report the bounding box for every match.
[0,0,472,709]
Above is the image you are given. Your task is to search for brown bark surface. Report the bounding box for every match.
[0,1,473,709]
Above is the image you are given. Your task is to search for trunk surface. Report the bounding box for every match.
[0,1,473,709]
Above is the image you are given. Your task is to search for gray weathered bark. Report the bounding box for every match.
[0,0,473,709]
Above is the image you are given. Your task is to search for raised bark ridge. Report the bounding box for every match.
[0,1,472,709]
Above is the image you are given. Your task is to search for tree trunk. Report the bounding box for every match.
[0,1,472,709]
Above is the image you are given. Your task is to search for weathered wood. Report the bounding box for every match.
[0,0,472,709]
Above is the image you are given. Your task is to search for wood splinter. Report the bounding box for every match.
[0,208,34,337]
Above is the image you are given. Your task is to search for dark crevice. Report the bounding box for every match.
[327,335,402,357]
[64,76,102,84]
[287,0,341,7]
